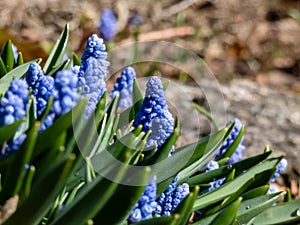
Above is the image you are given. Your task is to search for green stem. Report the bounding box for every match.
[192,102,219,131]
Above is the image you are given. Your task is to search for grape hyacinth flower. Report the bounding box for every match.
[110,66,136,109]
[133,76,174,151]
[0,78,29,126]
[78,34,110,118]
[35,76,55,116]
[26,62,44,95]
[40,70,80,132]
[270,158,288,183]
[156,177,190,216]
[52,70,80,116]
[78,57,107,118]
[215,118,245,164]
[203,160,225,193]
[0,79,28,157]
[26,62,55,116]
[128,177,158,223]
[99,9,118,41]
[81,34,109,67]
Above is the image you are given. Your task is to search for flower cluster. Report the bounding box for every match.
[52,70,80,116]
[215,118,245,164]
[156,177,190,216]
[99,9,118,41]
[40,70,80,132]
[110,66,136,109]
[78,34,110,118]
[129,178,158,223]
[133,76,174,150]
[26,62,55,116]
[81,34,109,66]
[0,78,28,126]
[0,79,28,156]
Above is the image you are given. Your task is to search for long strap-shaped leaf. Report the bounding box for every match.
[132,214,180,225]
[49,151,133,225]
[43,24,69,74]
[3,154,75,225]
[92,167,151,225]
[0,40,14,72]
[251,198,300,224]
[193,157,281,211]
[0,122,40,204]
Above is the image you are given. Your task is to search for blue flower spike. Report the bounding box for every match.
[99,9,118,41]
[133,76,174,151]
[215,118,246,164]
[110,66,136,109]
[52,70,80,117]
[129,177,158,223]
[26,62,55,116]
[0,78,29,157]
[0,78,29,126]
[156,177,190,216]
[78,34,110,118]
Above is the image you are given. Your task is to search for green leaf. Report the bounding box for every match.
[47,59,70,76]
[192,103,219,131]
[93,167,151,224]
[237,192,285,224]
[19,165,35,203]
[193,157,281,211]
[91,94,119,156]
[0,122,40,204]
[0,119,24,146]
[177,123,234,183]
[132,214,180,225]
[131,78,143,116]
[187,151,272,188]
[16,52,24,66]
[209,197,242,225]
[49,152,132,225]
[241,185,269,200]
[3,154,75,225]
[1,40,14,72]
[72,52,81,66]
[33,99,87,157]
[251,198,300,224]
[0,58,41,94]
[43,24,69,74]
[0,57,7,77]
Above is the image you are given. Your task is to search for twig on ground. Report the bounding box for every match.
[118,26,195,44]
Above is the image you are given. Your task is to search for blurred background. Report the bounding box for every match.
[0,0,299,192]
